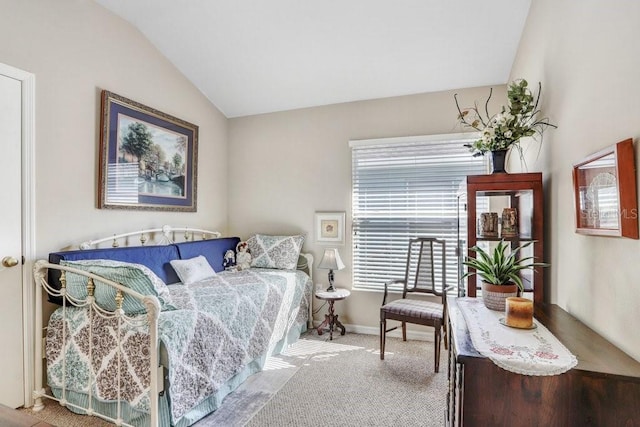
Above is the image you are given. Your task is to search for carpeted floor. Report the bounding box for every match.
[246,333,447,427]
[20,398,114,427]
[21,332,447,426]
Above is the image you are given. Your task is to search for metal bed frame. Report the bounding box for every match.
[31,225,314,427]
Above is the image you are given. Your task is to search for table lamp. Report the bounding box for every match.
[318,248,345,292]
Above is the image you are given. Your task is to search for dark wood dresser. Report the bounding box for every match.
[446,297,640,426]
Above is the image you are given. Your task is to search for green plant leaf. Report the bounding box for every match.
[462,240,549,292]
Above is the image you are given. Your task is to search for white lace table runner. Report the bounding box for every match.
[456,298,578,376]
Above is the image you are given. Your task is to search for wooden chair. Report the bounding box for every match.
[379,237,448,373]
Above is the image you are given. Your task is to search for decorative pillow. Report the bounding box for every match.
[60,259,175,314]
[247,234,305,270]
[169,255,217,285]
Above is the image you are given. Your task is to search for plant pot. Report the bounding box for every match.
[481,282,518,311]
[491,149,508,174]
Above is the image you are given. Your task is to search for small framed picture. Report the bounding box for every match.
[315,211,345,245]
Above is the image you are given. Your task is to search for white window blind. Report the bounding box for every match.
[350,133,486,291]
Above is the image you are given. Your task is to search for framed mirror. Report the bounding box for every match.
[572,138,638,238]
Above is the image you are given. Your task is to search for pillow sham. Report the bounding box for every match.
[247,234,305,270]
[60,259,175,314]
[169,255,217,285]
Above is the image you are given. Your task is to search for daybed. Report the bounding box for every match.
[32,226,313,427]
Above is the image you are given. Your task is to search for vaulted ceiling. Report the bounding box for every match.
[94,0,531,117]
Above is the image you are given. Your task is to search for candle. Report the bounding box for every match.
[505,297,534,328]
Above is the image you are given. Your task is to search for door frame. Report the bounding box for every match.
[0,62,36,407]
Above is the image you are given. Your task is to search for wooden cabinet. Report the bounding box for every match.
[446,298,640,426]
[461,173,545,303]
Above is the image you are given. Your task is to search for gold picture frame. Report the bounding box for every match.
[98,90,199,211]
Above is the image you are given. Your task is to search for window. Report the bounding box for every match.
[350,133,486,291]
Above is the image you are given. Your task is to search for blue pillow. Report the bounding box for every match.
[174,237,240,273]
[50,244,181,285]
[60,259,175,314]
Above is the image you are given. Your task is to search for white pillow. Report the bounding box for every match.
[170,255,217,285]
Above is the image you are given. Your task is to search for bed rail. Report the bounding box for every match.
[34,225,314,426]
[32,261,162,427]
[79,225,222,250]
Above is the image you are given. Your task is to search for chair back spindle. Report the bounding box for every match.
[403,238,445,300]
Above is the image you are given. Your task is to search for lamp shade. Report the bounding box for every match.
[318,248,345,271]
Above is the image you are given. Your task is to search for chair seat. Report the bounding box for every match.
[381,298,443,322]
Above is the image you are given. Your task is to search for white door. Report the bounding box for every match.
[0,71,25,408]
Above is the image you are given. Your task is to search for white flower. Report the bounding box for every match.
[455,79,556,156]
[482,127,495,143]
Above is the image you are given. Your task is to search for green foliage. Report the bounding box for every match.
[455,79,557,157]
[121,122,153,162]
[462,240,548,292]
[172,153,182,170]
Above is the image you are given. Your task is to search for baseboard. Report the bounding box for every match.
[311,321,433,342]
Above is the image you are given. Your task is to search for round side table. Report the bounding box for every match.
[315,288,350,340]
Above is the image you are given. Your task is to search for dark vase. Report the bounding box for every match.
[491,149,508,174]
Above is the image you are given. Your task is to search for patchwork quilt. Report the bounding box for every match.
[46,268,311,425]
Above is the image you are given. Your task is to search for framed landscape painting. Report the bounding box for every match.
[98,90,198,211]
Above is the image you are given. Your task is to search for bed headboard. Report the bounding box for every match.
[77,225,222,250]
[48,225,313,293]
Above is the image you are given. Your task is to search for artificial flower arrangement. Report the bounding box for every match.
[455,79,557,157]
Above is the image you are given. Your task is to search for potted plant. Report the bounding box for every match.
[454,79,557,173]
[462,240,548,311]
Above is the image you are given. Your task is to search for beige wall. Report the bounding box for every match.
[510,0,640,361]
[228,86,507,330]
[9,0,636,361]
[0,0,228,257]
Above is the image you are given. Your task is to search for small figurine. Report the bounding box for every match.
[223,249,236,270]
[236,241,252,271]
